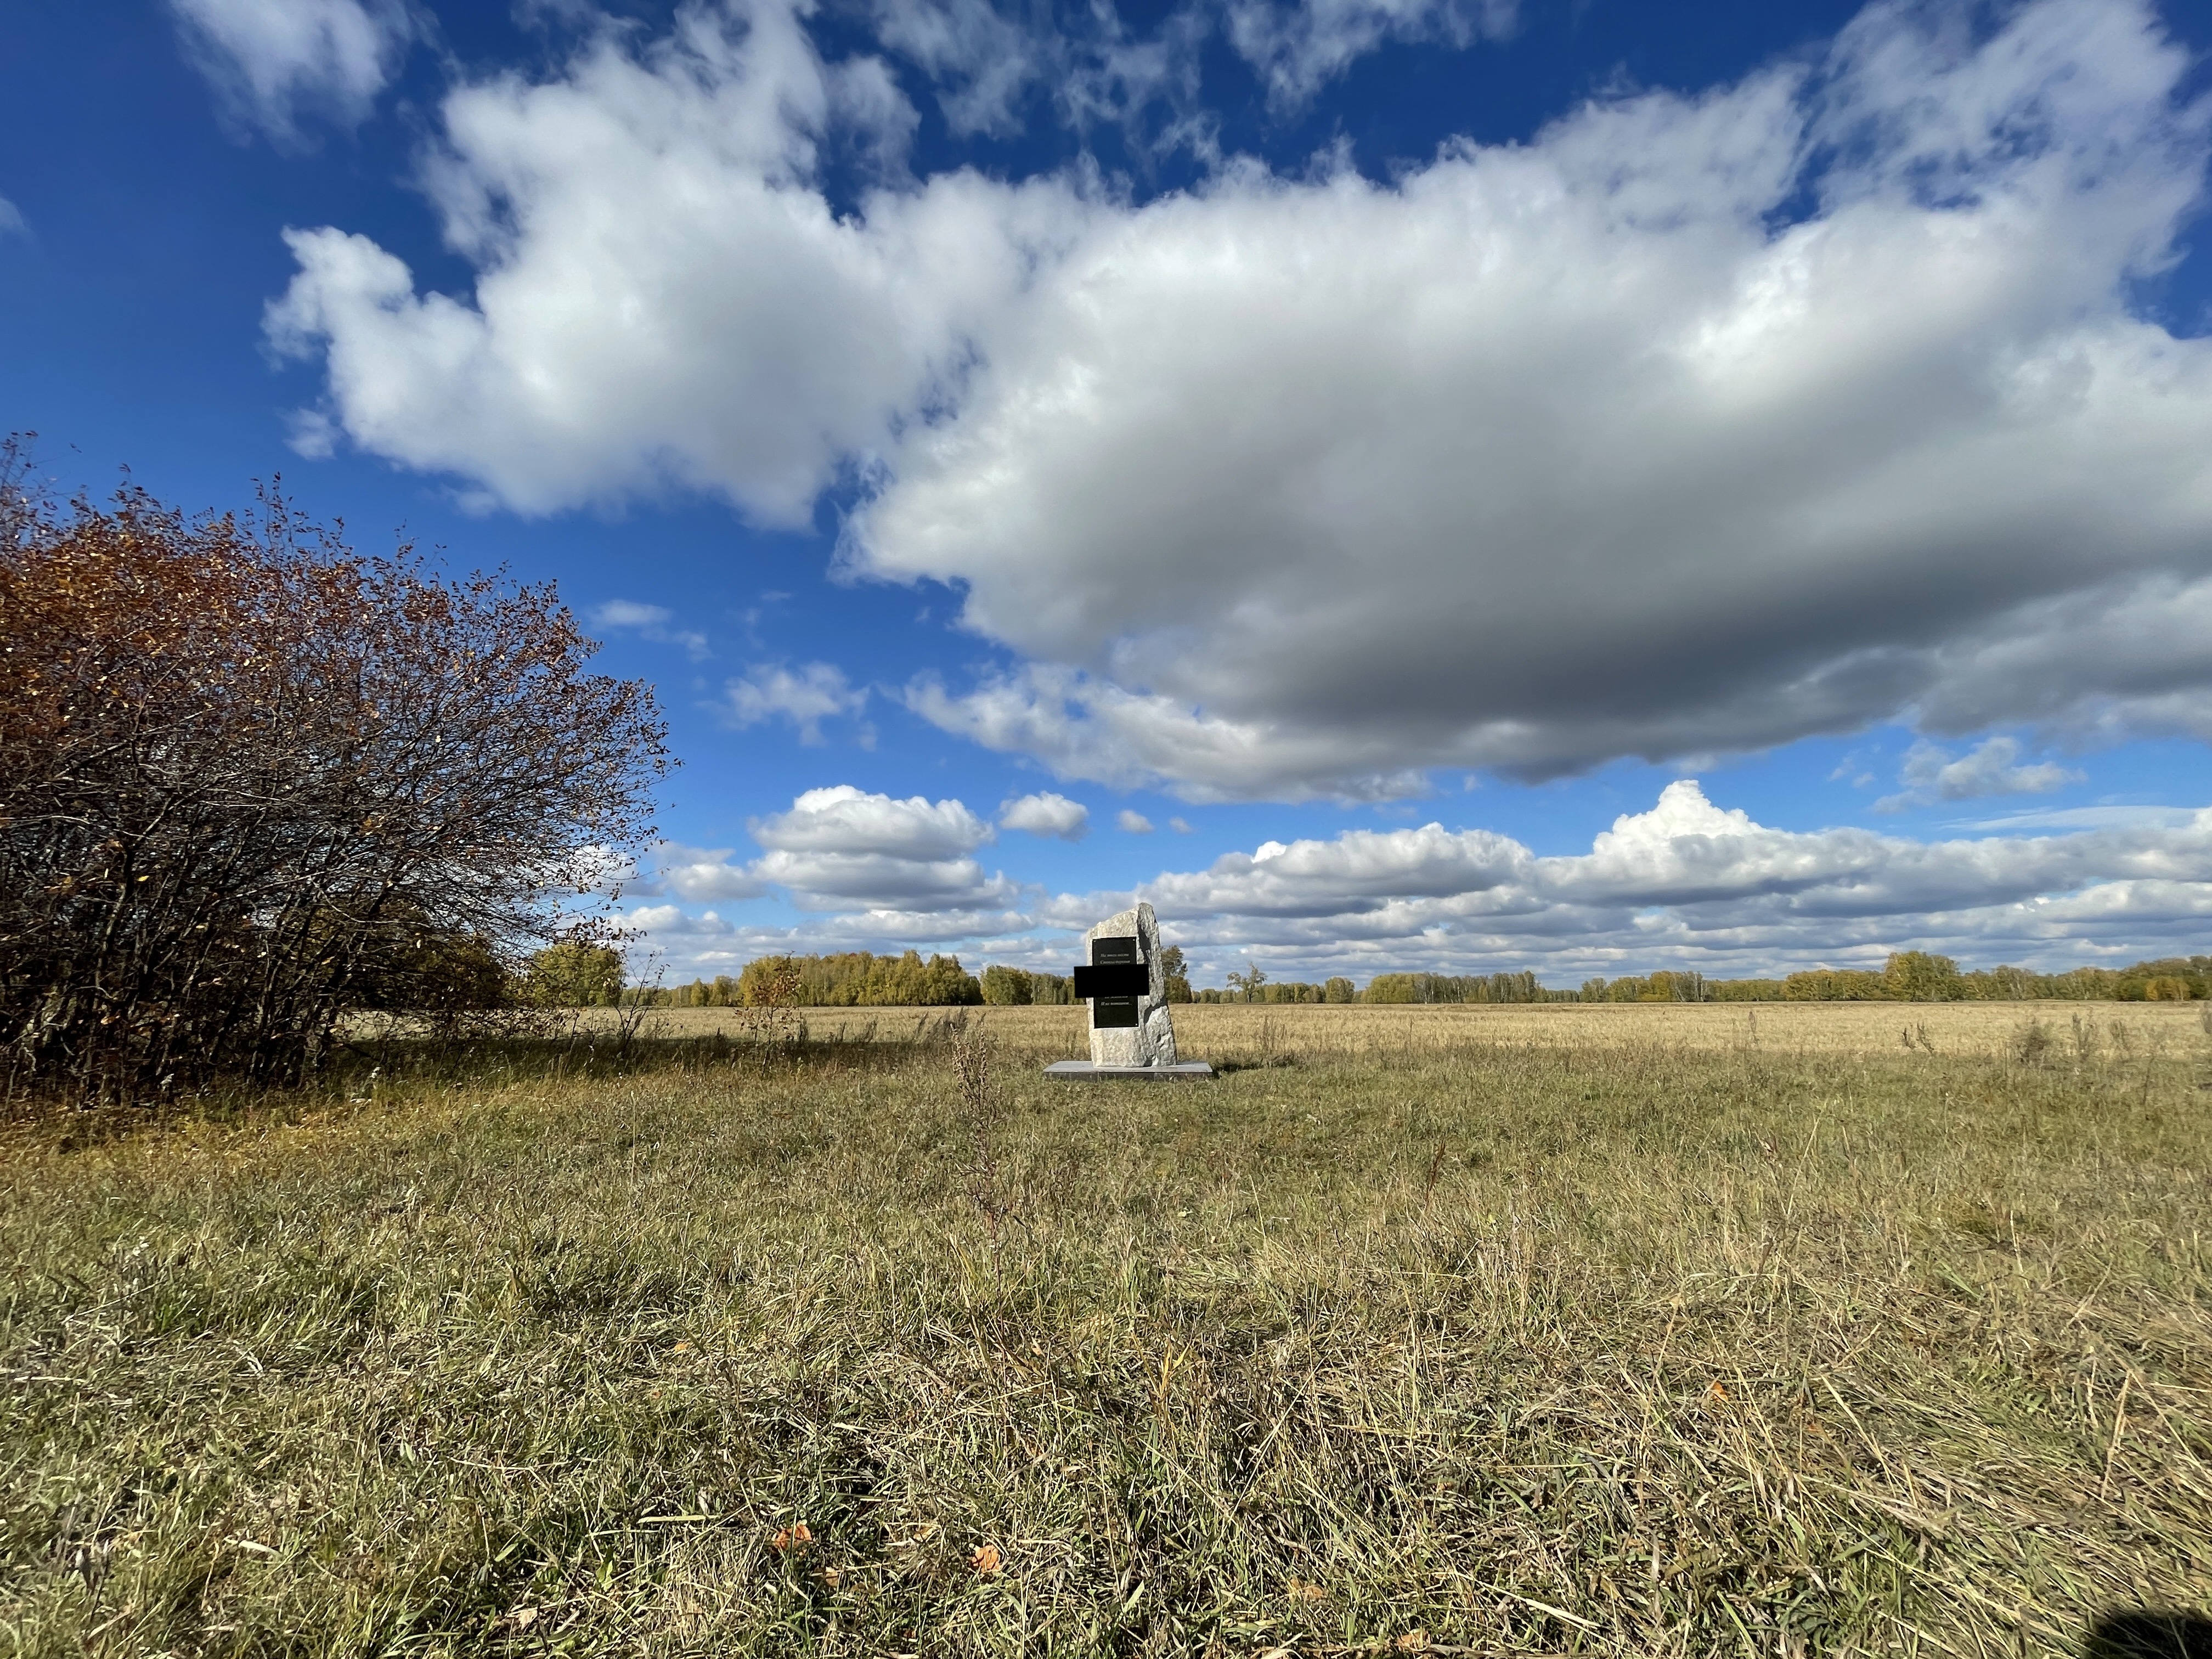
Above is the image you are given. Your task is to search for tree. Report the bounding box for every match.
[523,941,628,1007]
[981,964,1034,1005]
[0,443,669,1102]
[1158,945,1192,1003]
[1884,951,1963,1002]
[735,951,981,1007]
[1226,960,1269,1002]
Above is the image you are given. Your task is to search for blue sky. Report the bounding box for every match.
[8,0,2212,989]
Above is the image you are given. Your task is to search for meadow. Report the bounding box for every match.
[5,1003,2210,1656]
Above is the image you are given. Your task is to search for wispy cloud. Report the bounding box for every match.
[589,599,709,661]
[1876,737,2081,813]
[723,663,867,743]
[167,0,417,142]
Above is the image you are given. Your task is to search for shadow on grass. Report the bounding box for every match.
[11,1018,986,1146]
[2086,1611,2212,1658]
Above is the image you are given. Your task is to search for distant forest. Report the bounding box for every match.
[625,950,2211,1008]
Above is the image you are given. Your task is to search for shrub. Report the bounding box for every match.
[0,442,667,1102]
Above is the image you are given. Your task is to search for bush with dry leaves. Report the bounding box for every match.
[0,439,668,1103]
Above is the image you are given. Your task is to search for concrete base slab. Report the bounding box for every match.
[1046,1060,1215,1081]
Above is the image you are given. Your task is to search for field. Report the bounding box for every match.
[5,1003,2211,1656]
[622,998,2212,1060]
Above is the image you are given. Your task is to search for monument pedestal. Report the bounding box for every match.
[1046,1060,1215,1081]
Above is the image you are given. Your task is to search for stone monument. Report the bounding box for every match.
[1047,901,1212,1080]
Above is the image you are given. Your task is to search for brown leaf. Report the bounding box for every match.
[970,1544,1001,1576]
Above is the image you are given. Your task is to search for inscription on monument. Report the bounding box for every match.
[1089,934,1142,1028]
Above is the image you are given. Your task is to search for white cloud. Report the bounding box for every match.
[620,780,2212,982]
[903,665,1428,803]
[167,0,415,140]
[724,662,867,742]
[1957,804,2198,832]
[272,0,2212,799]
[623,904,737,936]
[1118,809,1155,833]
[0,198,25,239]
[1170,816,1194,833]
[1224,0,1515,105]
[590,599,709,659]
[1874,736,2083,812]
[753,783,991,859]
[1128,780,2212,978]
[868,0,1040,136]
[999,791,1089,839]
[748,784,1014,911]
[266,1,1079,520]
[647,842,766,901]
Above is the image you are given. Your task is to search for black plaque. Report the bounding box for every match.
[1071,963,1150,998]
[1088,934,1143,1028]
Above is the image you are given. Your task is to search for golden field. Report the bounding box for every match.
[618,995,2210,1062]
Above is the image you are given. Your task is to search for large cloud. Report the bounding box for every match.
[747,784,1017,910]
[267,1,1082,520]
[272,0,2212,798]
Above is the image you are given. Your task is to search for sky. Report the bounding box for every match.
[7,0,2212,991]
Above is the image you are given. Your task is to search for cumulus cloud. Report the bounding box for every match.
[1132,780,2212,978]
[623,904,738,936]
[749,784,1014,910]
[590,599,709,659]
[1000,791,1089,839]
[168,0,415,140]
[1874,736,2083,812]
[619,780,2212,981]
[1118,809,1155,833]
[266,1,1079,520]
[273,0,2212,799]
[646,842,765,901]
[724,662,867,742]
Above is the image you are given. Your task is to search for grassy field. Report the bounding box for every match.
[619,998,2212,1060]
[5,1005,2211,1656]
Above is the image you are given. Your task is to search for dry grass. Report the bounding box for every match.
[616,998,2210,1060]
[5,1007,2211,1656]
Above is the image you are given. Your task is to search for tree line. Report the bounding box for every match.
[636,951,985,1009]
[620,949,2212,1010]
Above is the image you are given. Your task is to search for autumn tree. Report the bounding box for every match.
[522,942,629,1008]
[1158,945,1192,1003]
[0,441,669,1102]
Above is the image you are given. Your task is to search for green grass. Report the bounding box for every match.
[4,1013,2211,1656]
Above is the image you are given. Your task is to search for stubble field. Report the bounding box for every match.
[4,1003,2210,1656]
